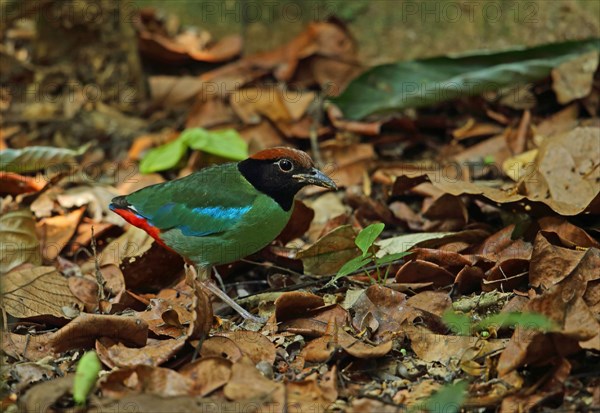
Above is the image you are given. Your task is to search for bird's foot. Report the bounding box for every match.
[186,264,265,323]
[200,281,266,324]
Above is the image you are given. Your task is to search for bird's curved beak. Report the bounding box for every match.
[293,168,337,190]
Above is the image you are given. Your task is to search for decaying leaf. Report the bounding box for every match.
[0,209,41,274]
[297,225,359,276]
[1,266,83,320]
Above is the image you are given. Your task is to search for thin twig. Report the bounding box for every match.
[90,226,106,305]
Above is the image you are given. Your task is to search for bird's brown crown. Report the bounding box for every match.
[239,147,332,211]
[249,147,314,169]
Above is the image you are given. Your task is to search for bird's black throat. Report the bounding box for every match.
[238,159,304,211]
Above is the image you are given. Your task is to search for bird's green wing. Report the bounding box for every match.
[125,163,257,237]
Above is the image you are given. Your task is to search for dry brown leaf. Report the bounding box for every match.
[223,356,284,402]
[525,127,600,214]
[302,335,336,363]
[406,291,452,317]
[500,358,571,412]
[179,357,232,397]
[551,51,599,104]
[91,225,183,292]
[407,325,508,364]
[56,185,119,224]
[1,266,82,320]
[393,127,600,216]
[452,119,504,140]
[275,199,315,245]
[280,304,349,337]
[0,209,40,274]
[341,333,393,359]
[0,172,45,196]
[138,27,242,64]
[68,275,99,312]
[19,375,74,413]
[320,142,375,188]
[188,281,213,341]
[36,207,85,261]
[100,365,191,399]
[530,232,600,290]
[199,336,243,363]
[395,259,455,287]
[2,313,148,360]
[274,291,324,322]
[218,331,276,365]
[297,225,358,276]
[96,337,185,368]
[136,284,197,338]
[537,217,600,249]
[497,282,600,375]
[149,75,204,108]
[9,361,57,393]
[286,369,337,411]
[239,122,286,154]
[351,285,416,343]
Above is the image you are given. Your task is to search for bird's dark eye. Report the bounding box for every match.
[278,159,293,172]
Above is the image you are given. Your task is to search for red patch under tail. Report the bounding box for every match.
[111,207,174,252]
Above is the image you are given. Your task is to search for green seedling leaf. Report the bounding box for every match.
[375,251,410,266]
[139,138,187,174]
[442,310,472,336]
[183,128,248,161]
[475,312,556,332]
[72,351,102,405]
[139,128,248,173]
[422,380,468,413]
[483,155,495,165]
[328,255,372,286]
[355,223,385,256]
[331,38,600,119]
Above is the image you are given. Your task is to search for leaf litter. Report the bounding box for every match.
[1,5,600,413]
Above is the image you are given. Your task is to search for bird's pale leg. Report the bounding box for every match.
[188,264,265,323]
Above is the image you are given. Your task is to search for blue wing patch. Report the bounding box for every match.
[191,206,252,220]
[179,205,252,237]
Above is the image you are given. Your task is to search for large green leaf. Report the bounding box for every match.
[139,128,248,174]
[331,38,600,120]
[183,128,248,161]
[139,138,187,174]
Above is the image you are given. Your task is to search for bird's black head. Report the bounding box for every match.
[238,147,337,211]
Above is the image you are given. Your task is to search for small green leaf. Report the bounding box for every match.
[475,312,556,332]
[442,310,472,336]
[483,155,495,165]
[355,223,385,256]
[375,251,410,266]
[139,137,187,174]
[183,128,248,161]
[329,255,372,285]
[423,381,468,413]
[72,351,102,405]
